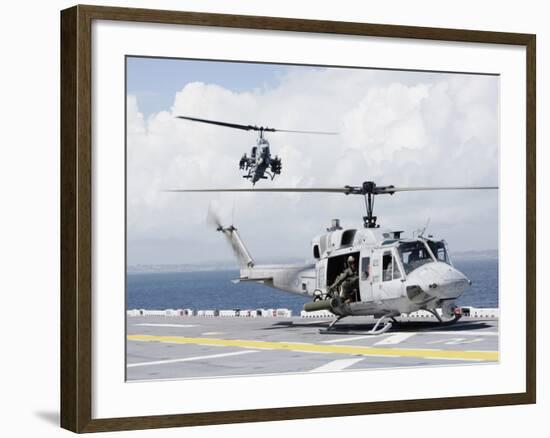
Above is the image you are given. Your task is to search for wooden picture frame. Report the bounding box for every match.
[60,4,536,433]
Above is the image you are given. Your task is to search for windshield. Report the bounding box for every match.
[398,241,435,274]
[427,240,450,264]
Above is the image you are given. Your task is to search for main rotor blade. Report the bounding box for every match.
[274,129,339,135]
[176,115,338,135]
[164,187,346,193]
[379,186,499,194]
[176,116,257,131]
[164,185,498,195]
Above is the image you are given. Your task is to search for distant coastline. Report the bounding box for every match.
[127,263,237,274]
[451,249,498,260]
[127,250,498,274]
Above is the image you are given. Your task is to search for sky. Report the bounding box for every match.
[127,57,288,118]
[126,56,499,265]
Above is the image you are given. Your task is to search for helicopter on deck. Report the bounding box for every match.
[166,181,498,334]
[176,115,337,185]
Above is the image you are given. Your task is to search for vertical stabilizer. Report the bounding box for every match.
[207,205,254,268]
[219,226,255,268]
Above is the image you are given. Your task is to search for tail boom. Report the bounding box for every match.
[216,226,316,296]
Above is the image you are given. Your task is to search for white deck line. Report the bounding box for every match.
[374,333,416,345]
[127,350,258,368]
[322,331,497,344]
[416,330,498,337]
[310,358,364,372]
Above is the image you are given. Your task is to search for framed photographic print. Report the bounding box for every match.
[60,4,536,433]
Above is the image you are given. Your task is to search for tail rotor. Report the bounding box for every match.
[207,203,224,231]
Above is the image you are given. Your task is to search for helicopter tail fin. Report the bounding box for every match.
[219,226,255,269]
[207,206,255,269]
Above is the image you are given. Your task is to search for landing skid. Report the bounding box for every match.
[242,171,277,181]
[265,170,277,181]
[319,311,461,335]
[319,314,394,335]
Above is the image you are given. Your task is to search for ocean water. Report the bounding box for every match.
[454,258,499,308]
[126,258,498,314]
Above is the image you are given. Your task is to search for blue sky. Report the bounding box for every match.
[127,57,293,118]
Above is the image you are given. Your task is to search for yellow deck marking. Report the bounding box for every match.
[127,334,498,362]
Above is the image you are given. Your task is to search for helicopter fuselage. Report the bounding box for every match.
[172,180,495,331]
[239,138,282,184]
[176,114,330,185]
[234,222,470,320]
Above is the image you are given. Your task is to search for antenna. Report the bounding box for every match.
[418,217,431,238]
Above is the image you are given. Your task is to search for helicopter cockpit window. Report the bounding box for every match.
[393,256,402,280]
[251,146,257,158]
[382,252,401,281]
[341,229,356,247]
[427,240,450,264]
[361,257,370,280]
[313,245,320,259]
[320,235,327,255]
[398,241,435,274]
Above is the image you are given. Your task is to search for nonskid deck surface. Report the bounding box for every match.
[126,315,498,381]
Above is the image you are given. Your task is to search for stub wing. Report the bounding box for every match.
[231,276,274,284]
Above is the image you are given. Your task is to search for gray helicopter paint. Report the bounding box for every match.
[241,137,279,185]
[223,223,470,321]
[240,265,316,295]
[168,183,497,329]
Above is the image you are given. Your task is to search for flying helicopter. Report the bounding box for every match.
[176,115,337,185]
[166,181,498,334]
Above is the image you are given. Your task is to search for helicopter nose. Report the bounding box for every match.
[406,262,470,300]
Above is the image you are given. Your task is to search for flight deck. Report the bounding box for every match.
[126,309,499,381]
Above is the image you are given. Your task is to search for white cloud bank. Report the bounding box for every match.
[127,67,498,265]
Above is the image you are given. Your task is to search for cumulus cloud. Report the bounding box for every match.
[127,67,498,264]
